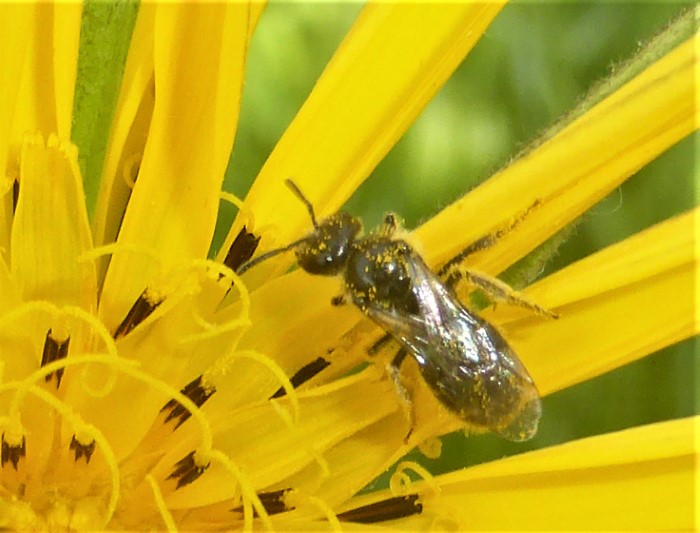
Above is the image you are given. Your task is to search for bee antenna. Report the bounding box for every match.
[236,237,307,275]
[237,179,318,275]
[285,179,319,230]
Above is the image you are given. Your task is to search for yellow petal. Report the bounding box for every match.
[276,410,409,515]
[10,134,95,310]
[354,416,697,530]
[98,2,252,331]
[0,259,19,314]
[91,4,157,253]
[0,2,81,256]
[9,2,82,143]
[154,370,398,509]
[93,3,267,252]
[414,31,698,274]
[220,2,505,266]
[0,3,34,169]
[497,207,697,396]
[219,271,360,406]
[0,2,33,251]
[52,1,82,139]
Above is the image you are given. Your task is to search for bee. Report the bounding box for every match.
[239,180,547,442]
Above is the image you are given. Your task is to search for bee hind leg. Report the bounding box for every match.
[437,199,540,277]
[445,267,558,319]
[367,332,392,356]
[388,348,415,443]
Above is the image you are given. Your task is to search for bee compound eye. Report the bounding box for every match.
[295,213,360,276]
[296,244,341,275]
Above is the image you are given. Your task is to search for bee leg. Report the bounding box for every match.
[381,213,398,237]
[446,267,558,319]
[367,332,393,356]
[387,348,415,443]
[331,294,346,306]
[437,200,540,277]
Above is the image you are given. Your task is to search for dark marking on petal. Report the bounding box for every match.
[256,488,292,516]
[330,294,346,306]
[224,226,261,274]
[270,357,330,399]
[168,451,209,489]
[1,433,26,470]
[12,180,19,213]
[161,375,216,429]
[231,488,293,517]
[41,329,70,387]
[367,332,393,356]
[70,435,96,463]
[337,495,422,524]
[113,289,162,339]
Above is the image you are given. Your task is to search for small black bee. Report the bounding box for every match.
[239,180,543,442]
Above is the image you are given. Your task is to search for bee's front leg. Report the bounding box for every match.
[387,348,415,443]
[381,213,398,237]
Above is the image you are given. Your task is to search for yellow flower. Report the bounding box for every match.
[0,2,696,531]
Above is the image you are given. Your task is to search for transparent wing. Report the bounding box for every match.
[364,254,541,442]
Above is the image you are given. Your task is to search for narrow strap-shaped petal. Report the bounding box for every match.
[0,2,81,256]
[9,3,82,144]
[220,2,505,263]
[10,134,96,310]
[0,3,34,170]
[0,3,34,251]
[498,207,697,396]
[155,370,398,509]
[52,2,82,139]
[91,3,156,253]
[339,416,696,530]
[0,258,19,313]
[415,30,698,273]
[99,3,252,330]
[92,3,266,252]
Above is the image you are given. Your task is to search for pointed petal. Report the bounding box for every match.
[91,3,156,256]
[495,208,696,396]
[220,3,505,264]
[9,2,82,142]
[10,134,96,309]
[52,1,82,138]
[0,3,34,170]
[93,3,266,253]
[0,2,81,256]
[414,31,698,274]
[358,417,697,530]
[98,3,252,330]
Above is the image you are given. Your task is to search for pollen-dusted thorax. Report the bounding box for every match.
[294,212,361,276]
[345,237,419,314]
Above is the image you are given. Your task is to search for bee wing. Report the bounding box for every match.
[364,254,541,442]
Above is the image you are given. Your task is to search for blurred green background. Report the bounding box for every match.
[216,3,697,477]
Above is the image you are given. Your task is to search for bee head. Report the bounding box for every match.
[295,212,361,276]
[236,180,361,277]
